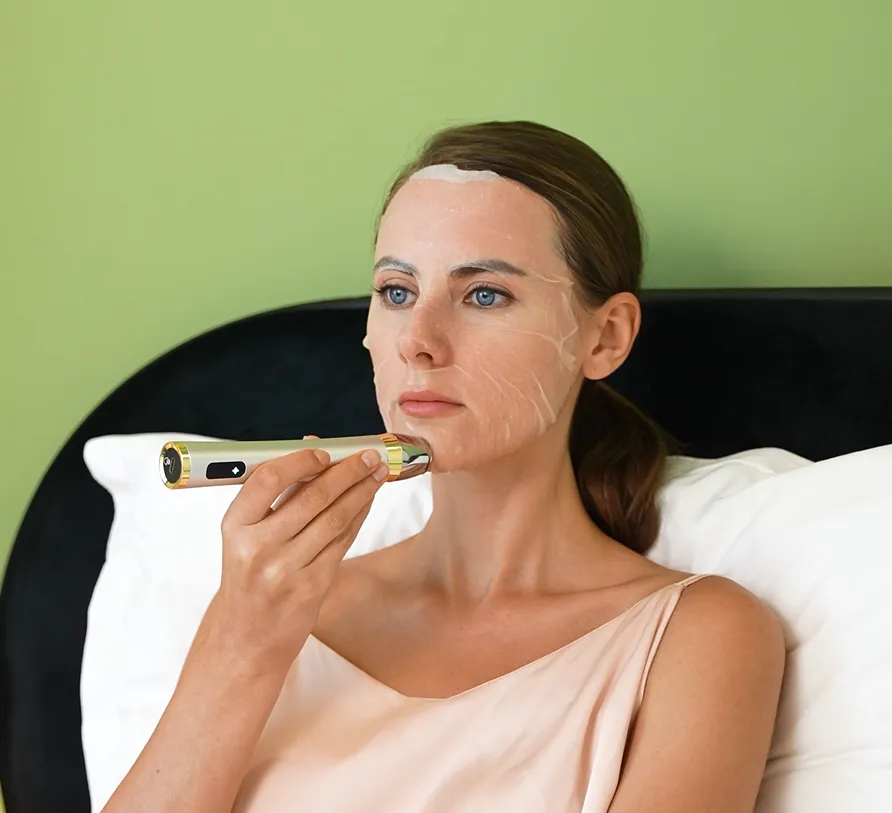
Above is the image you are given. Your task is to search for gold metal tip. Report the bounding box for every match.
[379,433,405,480]
[160,441,191,489]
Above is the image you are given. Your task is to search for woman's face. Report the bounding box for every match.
[365,166,592,473]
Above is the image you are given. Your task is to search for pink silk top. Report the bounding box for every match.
[233,573,709,812]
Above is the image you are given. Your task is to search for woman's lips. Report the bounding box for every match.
[399,400,463,418]
[398,390,463,418]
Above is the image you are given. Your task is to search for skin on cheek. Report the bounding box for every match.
[497,281,582,372]
[466,281,586,439]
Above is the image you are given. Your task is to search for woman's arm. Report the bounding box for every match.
[607,576,786,813]
[100,445,391,813]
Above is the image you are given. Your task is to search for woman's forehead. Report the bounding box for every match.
[376,175,567,277]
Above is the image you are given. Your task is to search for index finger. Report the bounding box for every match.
[226,447,331,527]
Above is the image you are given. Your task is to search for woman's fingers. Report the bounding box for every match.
[261,449,386,545]
[284,462,382,567]
[223,448,331,528]
[291,494,376,578]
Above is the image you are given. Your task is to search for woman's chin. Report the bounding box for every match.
[420,438,518,476]
[402,434,481,476]
[385,416,537,474]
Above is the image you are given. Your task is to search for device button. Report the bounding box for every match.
[206,461,247,480]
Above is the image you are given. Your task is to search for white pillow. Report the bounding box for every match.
[80,434,892,812]
[650,446,892,812]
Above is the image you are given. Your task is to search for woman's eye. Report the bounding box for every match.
[375,284,415,307]
[469,287,508,308]
[387,286,410,306]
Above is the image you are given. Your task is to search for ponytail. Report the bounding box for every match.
[569,379,674,554]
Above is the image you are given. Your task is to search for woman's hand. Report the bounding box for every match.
[206,437,391,677]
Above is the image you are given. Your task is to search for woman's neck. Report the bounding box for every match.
[413,430,617,605]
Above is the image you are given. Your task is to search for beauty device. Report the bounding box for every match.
[159,433,432,489]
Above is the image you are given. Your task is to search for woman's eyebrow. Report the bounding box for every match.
[450,259,529,279]
[373,256,416,275]
[373,256,529,278]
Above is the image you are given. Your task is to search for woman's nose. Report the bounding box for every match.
[396,306,450,367]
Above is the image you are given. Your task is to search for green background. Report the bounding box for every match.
[0,1,890,804]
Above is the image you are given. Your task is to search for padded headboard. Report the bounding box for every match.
[2,288,892,813]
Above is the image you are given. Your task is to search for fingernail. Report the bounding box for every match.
[361,450,380,468]
[372,463,389,482]
[314,449,330,465]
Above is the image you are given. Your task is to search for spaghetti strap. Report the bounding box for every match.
[675,573,712,589]
[630,572,717,711]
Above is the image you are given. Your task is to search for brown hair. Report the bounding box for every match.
[375,120,674,554]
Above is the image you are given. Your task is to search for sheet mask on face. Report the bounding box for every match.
[409,164,503,183]
[365,163,592,474]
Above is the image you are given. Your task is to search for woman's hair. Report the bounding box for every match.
[375,120,674,554]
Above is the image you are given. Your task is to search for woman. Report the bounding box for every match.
[103,121,785,812]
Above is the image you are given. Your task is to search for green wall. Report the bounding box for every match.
[2,2,892,580]
[0,0,890,808]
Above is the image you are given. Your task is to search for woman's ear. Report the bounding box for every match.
[581,292,641,381]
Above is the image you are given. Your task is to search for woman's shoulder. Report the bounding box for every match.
[611,554,784,657]
[608,577,787,811]
[660,571,787,669]
[674,572,781,621]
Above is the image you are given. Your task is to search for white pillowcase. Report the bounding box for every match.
[80,434,892,812]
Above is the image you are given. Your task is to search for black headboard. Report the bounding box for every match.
[2,289,891,813]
